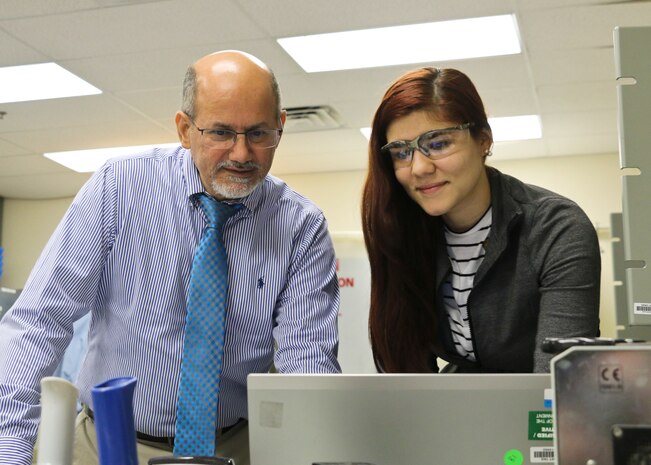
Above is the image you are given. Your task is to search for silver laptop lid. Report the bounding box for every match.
[248,373,552,465]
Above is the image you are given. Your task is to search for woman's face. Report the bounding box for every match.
[385,109,491,231]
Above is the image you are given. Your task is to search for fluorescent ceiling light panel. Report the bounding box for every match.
[44,143,179,173]
[360,115,542,142]
[490,115,542,142]
[278,14,521,73]
[0,63,101,104]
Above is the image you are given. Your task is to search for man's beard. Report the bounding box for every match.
[210,160,264,199]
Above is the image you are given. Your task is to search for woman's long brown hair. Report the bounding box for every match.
[362,67,492,372]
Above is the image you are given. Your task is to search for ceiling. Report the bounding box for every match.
[1,0,650,200]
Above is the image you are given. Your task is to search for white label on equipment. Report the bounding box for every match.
[531,447,554,463]
[634,302,651,314]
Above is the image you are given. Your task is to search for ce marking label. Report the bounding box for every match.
[599,364,623,392]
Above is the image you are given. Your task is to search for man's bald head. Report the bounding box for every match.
[181,50,282,120]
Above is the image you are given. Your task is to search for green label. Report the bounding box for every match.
[528,411,554,440]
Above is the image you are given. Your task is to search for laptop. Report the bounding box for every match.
[247,373,553,465]
[552,345,651,465]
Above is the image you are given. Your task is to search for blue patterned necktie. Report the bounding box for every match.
[174,194,240,457]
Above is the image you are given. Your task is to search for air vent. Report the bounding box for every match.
[284,105,342,133]
[95,0,162,5]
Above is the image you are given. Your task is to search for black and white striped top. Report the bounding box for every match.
[441,208,492,361]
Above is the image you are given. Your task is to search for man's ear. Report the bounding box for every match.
[175,111,191,149]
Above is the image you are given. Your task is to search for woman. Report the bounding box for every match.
[362,67,600,373]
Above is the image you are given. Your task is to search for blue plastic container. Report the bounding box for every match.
[91,376,138,465]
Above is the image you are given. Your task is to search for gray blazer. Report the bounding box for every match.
[433,167,601,373]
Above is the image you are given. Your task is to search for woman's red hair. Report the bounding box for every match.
[362,67,491,372]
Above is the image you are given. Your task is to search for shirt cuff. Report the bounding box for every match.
[0,436,35,465]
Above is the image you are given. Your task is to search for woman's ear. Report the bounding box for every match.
[480,129,493,157]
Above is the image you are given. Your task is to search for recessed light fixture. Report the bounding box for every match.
[278,14,521,73]
[359,127,372,140]
[490,115,542,142]
[44,143,179,173]
[0,63,101,104]
[360,115,542,143]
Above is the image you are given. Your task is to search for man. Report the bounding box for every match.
[0,51,341,465]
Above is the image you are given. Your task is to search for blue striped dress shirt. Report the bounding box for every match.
[0,146,341,464]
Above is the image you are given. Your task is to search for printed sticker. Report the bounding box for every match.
[634,302,651,314]
[528,411,554,440]
[543,388,553,409]
[530,447,555,463]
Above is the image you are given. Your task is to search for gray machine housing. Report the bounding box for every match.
[552,345,651,465]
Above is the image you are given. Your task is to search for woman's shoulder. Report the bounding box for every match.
[488,168,599,266]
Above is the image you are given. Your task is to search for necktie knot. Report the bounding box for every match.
[198,194,240,229]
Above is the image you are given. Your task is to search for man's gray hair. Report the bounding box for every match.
[180,64,282,120]
[181,65,198,119]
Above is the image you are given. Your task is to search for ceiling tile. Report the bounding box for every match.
[0,94,156,132]
[115,88,181,121]
[519,2,651,52]
[542,109,618,137]
[239,0,514,36]
[1,120,176,154]
[529,48,616,85]
[0,154,71,176]
[0,0,98,20]
[538,82,618,113]
[0,171,91,199]
[0,0,264,60]
[0,137,31,157]
[0,28,48,66]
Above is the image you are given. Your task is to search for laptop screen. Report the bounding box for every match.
[247,373,553,465]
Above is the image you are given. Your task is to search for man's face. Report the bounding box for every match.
[177,72,285,200]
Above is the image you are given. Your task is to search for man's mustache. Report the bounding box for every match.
[217,160,261,170]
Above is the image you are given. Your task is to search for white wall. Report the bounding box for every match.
[490,153,622,230]
[279,170,366,232]
[1,152,622,338]
[1,197,73,289]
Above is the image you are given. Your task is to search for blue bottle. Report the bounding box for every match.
[91,377,138,465]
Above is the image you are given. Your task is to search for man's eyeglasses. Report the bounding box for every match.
[381,123,474,167]
[188,117,283,150]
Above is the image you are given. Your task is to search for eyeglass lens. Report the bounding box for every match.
[384,126,468,166]
[201,128,281,149]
